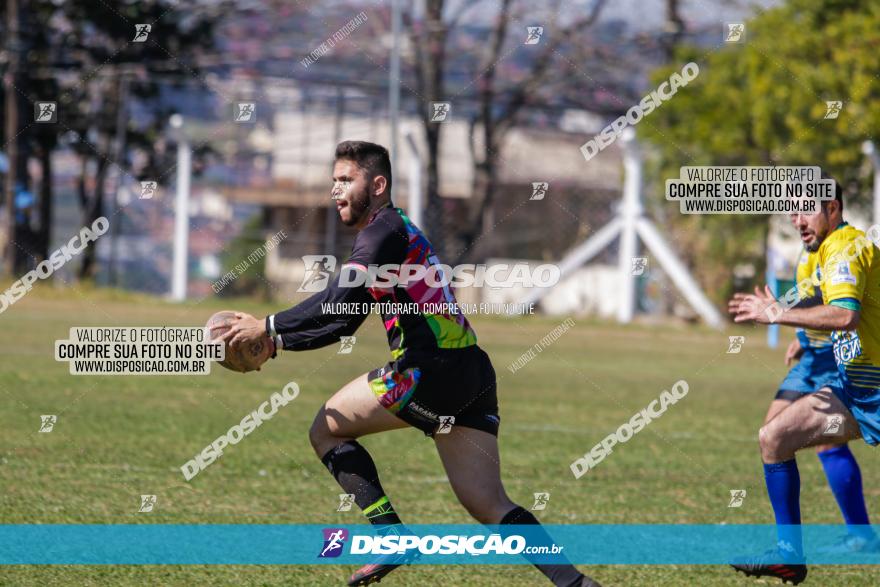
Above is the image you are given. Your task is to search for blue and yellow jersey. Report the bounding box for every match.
[794,250,833,349]
[817,223,880,393]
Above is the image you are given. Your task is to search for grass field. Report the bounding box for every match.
[1,286,878,586]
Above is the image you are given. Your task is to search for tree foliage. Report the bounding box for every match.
[2,0,228,276]
[640,0,880,301]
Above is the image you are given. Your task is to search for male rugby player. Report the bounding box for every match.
[222,141,600,587]
[729,182,880,584]
[763,243,876,552]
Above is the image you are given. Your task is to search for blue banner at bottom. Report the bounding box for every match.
[2,524,880,565]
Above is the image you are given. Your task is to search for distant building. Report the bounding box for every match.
[213,88,625,301]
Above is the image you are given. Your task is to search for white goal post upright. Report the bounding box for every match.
[617,127,642,323]
[169,114,191,303]
[516,128,724,328]
[863,140,880,227]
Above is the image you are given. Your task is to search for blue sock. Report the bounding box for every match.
[764,460,803,558]
[817,445,873,538]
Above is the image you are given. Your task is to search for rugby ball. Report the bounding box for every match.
[205,311,274,373]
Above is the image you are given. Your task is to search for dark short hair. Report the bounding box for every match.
[334,140,392,195]
[820,171,843,212]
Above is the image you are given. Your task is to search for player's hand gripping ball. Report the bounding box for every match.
[205,311,274,373]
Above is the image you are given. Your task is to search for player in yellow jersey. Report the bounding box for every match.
[729,180,879,584]
[768,247,875,554]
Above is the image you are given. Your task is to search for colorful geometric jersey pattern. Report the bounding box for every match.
[272,205,477,359]
[360,207,477,358]
[369,366,420,413]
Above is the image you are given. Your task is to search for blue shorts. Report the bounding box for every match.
[827,381,880,446]
[776,347,839,396]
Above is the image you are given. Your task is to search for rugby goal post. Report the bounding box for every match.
[516,128,724,328]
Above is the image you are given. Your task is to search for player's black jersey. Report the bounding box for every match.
[267,205,476,359]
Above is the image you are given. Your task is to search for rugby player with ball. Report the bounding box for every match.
[217,141,600,587]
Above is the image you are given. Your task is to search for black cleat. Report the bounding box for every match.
[346,551,419,586]
[730,549,807,585]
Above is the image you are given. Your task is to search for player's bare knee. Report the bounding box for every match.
[308,412,332,455]
[758,423,781,460]
[758,424,771,449]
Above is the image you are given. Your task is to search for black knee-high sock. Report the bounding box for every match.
[321,440,402,528]
[501,506,598,587]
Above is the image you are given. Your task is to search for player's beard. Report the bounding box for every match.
[340,185,372,227]
[803,223,830,252]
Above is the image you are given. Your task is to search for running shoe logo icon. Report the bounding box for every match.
[437,416,455,434]
[35,102,57,123]
[727,336,745,354]
[725,23,745,43]
[631,257,648,276]
[531,492,550,511]
[530,182,549,201]
[319,528,349,558]
[728,489,746,508]
[824,101,843,120]
[331,180,353,200]
[337,494,355,512]
[39,415,57,433]
[140,181,158,200]
[430,102,450,123]
[234,103,256,123]
[298,255,336,292]
[824,415,844,435]
[133,24,151,42]
[138,494,157,513]
[525,27,543,45]
[338,336,356,354]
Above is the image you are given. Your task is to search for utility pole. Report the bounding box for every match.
[325,87,345,255]
[405,132,423,227]
[389,0,402,183]
[4,0,21,274]
[169,114,190,302]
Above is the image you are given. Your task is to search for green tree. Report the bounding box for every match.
[641,0,880,302]
[2,0,228,277]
